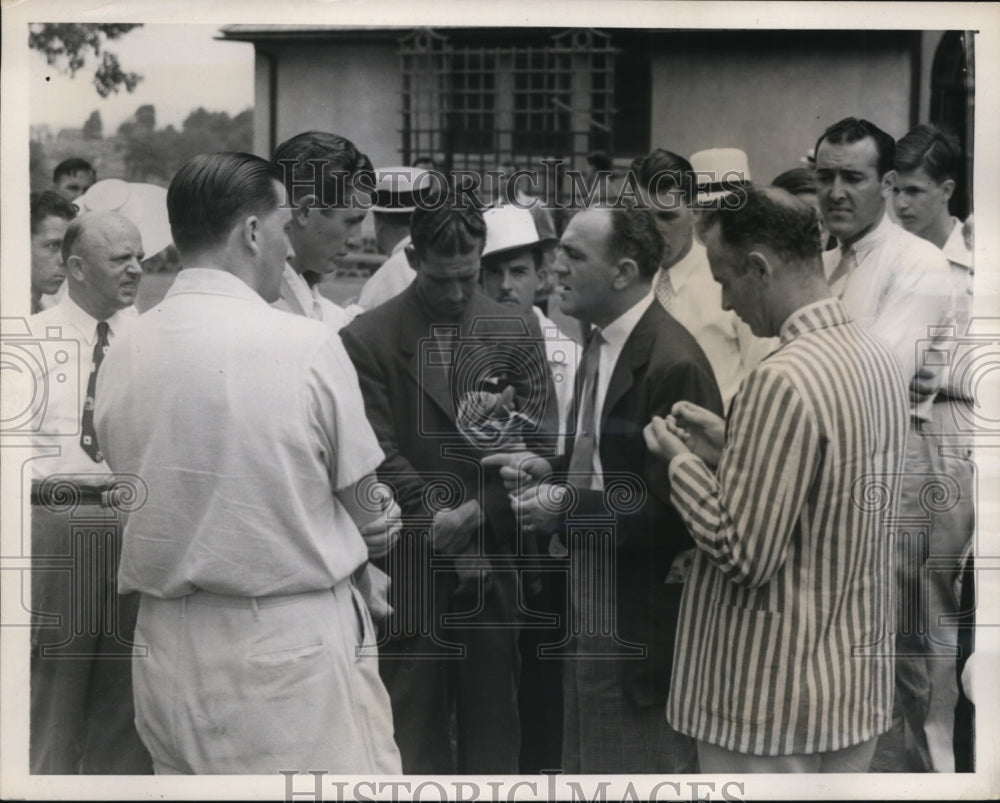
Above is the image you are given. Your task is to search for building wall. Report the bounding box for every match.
[649,36,914,185]
[256,40,401,168]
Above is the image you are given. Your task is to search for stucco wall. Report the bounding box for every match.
[649,35,915,185]
[258,40,401,169]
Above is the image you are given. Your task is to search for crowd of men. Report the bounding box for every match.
[25,116,974,776]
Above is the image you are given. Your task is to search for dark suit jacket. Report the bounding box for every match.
[560,299,723,707]
[340,284,556,607]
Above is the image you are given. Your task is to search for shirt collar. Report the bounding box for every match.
[165,267,270,306]
[58,293,131,344]
[778,297,851,345]
[599,291,655,351]
[664,238,705,291]
[282,262,317,314]
[841,212,893,260]
[942,217,973,272]
[391,235,411,256]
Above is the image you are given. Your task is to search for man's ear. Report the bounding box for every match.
[65,254,85,282]
[404,244,419,272]
[745,250,772,279]
[292,193,319,228]
[612,257,640,290]
[941,178,956,204]
[242,215,261,254]
[881,170,896,196]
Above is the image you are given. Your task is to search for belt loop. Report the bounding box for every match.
[250,597,261,622]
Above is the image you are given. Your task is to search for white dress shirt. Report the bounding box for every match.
[533,306,580,453]
[823,213,955,420]
[654,240,777,407]
[577,292,655,490]
[273,262,354,330]
[357,237,416,310]
[29,295,137,480]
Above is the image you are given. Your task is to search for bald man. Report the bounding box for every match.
[29,210,150,774]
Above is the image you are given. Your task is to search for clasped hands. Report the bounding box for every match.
[480,451,562,534]
[642,400,726,469]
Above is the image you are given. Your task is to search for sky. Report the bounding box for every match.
[29,23,255,133]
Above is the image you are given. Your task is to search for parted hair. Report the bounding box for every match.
[606,204,664,281]
[167,152,284,255]
[895,123,962,184]
[815,117,896,178]
[273,131,375,209]
[409,196,486,259]
[701,185,822,270]
[30,190,76,235]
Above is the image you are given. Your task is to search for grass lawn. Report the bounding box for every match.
[135,271,369,313]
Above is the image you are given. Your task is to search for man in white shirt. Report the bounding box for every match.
[94,152,402,775]
[271,131,371,330]
[890,123,975,772]
[633,149,775,407]
[29,210,149,773]
[814,116,956,773]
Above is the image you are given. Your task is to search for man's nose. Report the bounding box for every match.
[126,256,144,276]
[829,175,847,199]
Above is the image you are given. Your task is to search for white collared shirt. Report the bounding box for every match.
[532,306,580,454]
[654,240,777,406]
[29,294,137,480]
[577,292,655,489]
[357,236,416,310]
[823,213,955,420]
[273,262,353,331]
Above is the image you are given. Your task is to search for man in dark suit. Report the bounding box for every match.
[339,199,555,774]
[486,204,723,773]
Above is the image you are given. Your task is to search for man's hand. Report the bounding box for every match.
[509,483,567,535]
[481,451,553,494]
[358,495,402,559]
[666,401,726,469]
[643,415,692,464]
[910,361,944,407]
[432,498,481,555]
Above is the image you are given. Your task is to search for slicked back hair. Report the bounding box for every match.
[632,149,695,204]
[31,190,77,235]
[167,152,284,255]
[410,198,486,260]
[273,131,375,209]
[606,205,664,281]
[701,185,822,272]
[815,117,896,178]
[895,123,962,184]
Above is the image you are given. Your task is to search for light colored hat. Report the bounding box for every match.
[75,179,172,257]
[371,166,436,212]
[482,206,556,259]
[688,148,752,205]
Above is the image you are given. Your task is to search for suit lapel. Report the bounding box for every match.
[600,303,654,433]
[399,286,456,421]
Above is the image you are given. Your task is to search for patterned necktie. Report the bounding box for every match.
[80,321,110,463]
[828,245,856,298]
[654,267,676,313]
[567,328,604,488]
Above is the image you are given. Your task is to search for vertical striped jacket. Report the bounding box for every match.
[665,298,908,756]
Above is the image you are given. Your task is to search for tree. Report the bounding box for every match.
[83,110,103,140]
[28,23,143,98]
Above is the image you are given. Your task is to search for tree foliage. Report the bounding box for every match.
[83,110,103,140]
[28,23,143,98]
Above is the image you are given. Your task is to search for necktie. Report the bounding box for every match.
[80,321,110,463]
[654,267,676,313]
[828,245,856,298]
[567,328,604,488]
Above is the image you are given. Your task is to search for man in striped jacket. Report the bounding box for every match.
[644,185,908,772]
